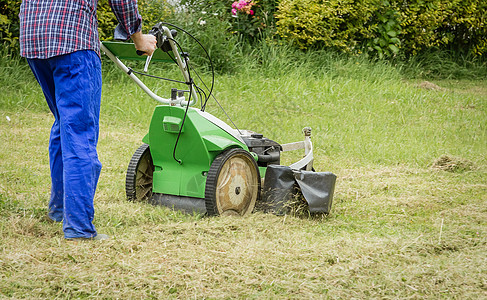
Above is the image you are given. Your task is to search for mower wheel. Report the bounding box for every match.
[126,144,154,202]
[205,148,261,216]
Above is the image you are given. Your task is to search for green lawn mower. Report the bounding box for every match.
[101,23,332,216]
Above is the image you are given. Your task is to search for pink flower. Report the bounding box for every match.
[231,0,255,16]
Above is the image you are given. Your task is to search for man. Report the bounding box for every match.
[19,0,157,240]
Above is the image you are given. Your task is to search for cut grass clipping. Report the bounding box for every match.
[0,51,486,298]
[431,154,476,173]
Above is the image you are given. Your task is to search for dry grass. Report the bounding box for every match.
[431,155,475,172]
[1,73,486,298]
[1,110,486,299]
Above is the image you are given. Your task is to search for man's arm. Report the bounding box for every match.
[110,0,156,55]
[131,31,156,55]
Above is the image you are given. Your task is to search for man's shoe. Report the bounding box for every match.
[92,234,110,240]
[44,214,62,223]
[66,234,110,241]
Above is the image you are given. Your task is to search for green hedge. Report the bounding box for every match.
[275,0,378,51]
[0,0,21,54]
[98,0,173,40]
[398,0,487,56]
[2,0,486,59]
[275,0,487,57]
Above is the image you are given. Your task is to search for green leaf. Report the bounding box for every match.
[387,30,397,37]
[0,14,10,25]
[390,37,400,44]
[389,44,399,53]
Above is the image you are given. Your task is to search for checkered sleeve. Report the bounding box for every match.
[109,0,142,41]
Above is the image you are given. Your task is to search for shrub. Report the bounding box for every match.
[162,0,247,72]
[0,0,21,55]
[397,0,487,56]
[366,1,402,59]
[275,0,377,52]
[228,0,279,41]
[230,0,262,40]
[98,0,174,40]
[275,0,487,57]
[138,0,174,32]
[97,0,119,40]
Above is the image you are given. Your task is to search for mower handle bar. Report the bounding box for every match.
[100,25,198,107]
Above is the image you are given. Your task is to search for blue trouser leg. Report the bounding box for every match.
[28,50,102,238]
[48,119,64,222]
[27,58,64,222]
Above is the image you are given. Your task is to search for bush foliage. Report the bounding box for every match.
[1,0,485,59]
[398,0,487,56]
[97,0,173,40]
[276,0,378,51]
[0,0,21,54]
[275,0,487,57]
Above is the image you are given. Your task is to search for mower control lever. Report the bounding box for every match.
[135,25,177,56]
[143,54,153,73]
[137,24,179,72]
[101,24,197,106]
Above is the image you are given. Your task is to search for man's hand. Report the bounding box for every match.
[131,31,157,56]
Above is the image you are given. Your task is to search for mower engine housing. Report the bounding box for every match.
[241,133,281,167]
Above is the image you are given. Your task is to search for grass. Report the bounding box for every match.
[0,48,486,298]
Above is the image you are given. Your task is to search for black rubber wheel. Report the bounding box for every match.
[126,144,154,202]
[205,148,261,216]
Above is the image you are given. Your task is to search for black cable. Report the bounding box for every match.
[167,36,203,108]
[172,80,192,165]
[188,61,211,108]
[149,24,216,114]
[170,36,240,133]
[159,22,215,110]
[208,92,242,134]
[148,23,242,159]
[169,37,194,164]
[186,59,240,132]
[129,68,188,85]
[164,49,208,107]
[194,84,207,106]
[166,51,179,66]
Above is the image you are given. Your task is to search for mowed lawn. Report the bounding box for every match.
[0,55,486,298]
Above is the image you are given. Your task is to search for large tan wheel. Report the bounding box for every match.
[126,144,154,202]
[205,148,261,216]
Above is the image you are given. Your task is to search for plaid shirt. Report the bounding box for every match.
[19,0,142,59]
